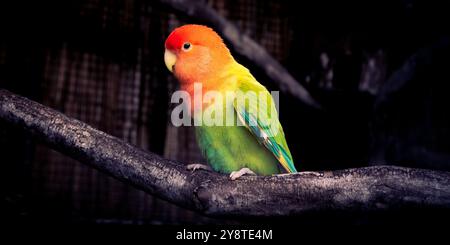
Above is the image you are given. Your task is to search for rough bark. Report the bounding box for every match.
[158,0,320,109]
[1,89,450,218]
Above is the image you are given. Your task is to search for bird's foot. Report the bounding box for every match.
[229,168,256,180]
[186,163,212,172]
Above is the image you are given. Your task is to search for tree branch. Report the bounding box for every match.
[1,89,450,217]
[375,37,450,109]
[158,0,321,109]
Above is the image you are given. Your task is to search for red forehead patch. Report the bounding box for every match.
[164,24,223,51]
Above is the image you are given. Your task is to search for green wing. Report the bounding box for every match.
[231,65,297,173]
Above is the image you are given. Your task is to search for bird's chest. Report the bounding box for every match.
[191,90,238,127]
[195,122,249,171]
[195,123,278,175]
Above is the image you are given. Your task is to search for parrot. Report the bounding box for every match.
[164,24,297,180]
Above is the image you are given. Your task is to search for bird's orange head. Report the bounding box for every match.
[164,24,233,87]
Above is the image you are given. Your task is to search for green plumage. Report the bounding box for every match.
[195,63,297,175]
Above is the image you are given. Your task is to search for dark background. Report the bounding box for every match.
[0,0,449,225]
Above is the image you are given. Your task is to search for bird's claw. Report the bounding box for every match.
[186,164,212,172]
[229,168,256,180]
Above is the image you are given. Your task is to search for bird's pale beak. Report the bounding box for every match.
[164,49,176,73]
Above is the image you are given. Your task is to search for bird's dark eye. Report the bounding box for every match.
[182,42,192,51]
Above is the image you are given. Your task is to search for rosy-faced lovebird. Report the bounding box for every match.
[164,24,297,180]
